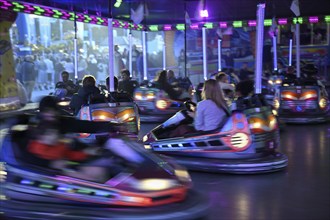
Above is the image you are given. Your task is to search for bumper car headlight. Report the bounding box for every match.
[156,100,168,110]
[273,99,280,109]
[58,101,70,106]
[268,80,274,85]
[134,93,143,100]
[272,109,278,116]
[230,132,250,150]
[319,98,327,109]
[146,93,155,100]
[144,144,152,150]
[275,79,282,85]
[136,179,176,191]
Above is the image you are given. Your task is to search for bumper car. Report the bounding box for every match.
[133,87,187,122]
[75,92,140,141]
[0,122,209,220]
[142,95,288,174]
[263,75,283,106]
[273,78,330,123]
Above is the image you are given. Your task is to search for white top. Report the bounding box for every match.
[194,99,226,131]
[219,82,235,91]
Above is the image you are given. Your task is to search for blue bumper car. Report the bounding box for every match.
[133,87,188,122]
[273,79,330,123]
[142,95,288,174]
[0,122,209,220]
[75,93,140,141]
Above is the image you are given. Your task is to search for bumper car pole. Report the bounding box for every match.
[254,3,266,95]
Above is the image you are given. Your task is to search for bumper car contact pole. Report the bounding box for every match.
[254,3,266,94]
[74,12,78,80]
[202,26,208,80]
[142,30,148,81]
[218,38,222,71]
[295,22,301,78]
[108,2,115,92]
[162,43,166,70]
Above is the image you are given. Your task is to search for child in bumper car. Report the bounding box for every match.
[26,96,130,182]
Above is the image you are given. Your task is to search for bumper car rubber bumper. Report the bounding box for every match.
[165,152,288,174]
[1,189,209,220]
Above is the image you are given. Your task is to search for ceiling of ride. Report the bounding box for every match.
[14,0,330,24]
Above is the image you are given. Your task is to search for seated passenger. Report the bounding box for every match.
[56,71,78,96]
[283,66,297,83]
[167,69,179,85]
[164,79,230,137]
[70,75,102,115]
[301,64,325,88]
[118,69,139,97]
[154,70,188,100]
[25,96,128,181]
[235,80,254,98]
[105,76,132,102]
[216,72,235,99]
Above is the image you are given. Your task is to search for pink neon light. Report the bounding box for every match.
[164,25,172,30]
[190,23,199,29]
[278,18,287,25]
[309,16,318,23]
[219,22,227,28]
[0,0,12,9]
[248,20,256,26]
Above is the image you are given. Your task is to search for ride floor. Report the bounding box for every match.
[140,122,330,220]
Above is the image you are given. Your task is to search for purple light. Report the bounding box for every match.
[248,20,257,27]
[164,25,172,30]
[219,22,227,28]
[0,0,12,9]
[278,18,287,25]
[309,16,318,23]
[200,9,209,18]
[190,23,199,29]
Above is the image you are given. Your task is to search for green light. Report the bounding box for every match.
[204,23,213,29]
[149,25,159,31]
[325,16,330,23]
[114,0,122,8]
[176,24,185,30]
[264,19,272,26]
[53,10,62,15]
[84,15,91,21]
[12,2,24,9]
[77,189,92,194]
[293,17,303,24]
[39,184,54,189]
[233,21,243,28]
[34,6,45,12]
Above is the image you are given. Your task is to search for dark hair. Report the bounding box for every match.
[82,75,96,87]
[120,69,130,77]
[236,80,254,97]
[61,71,69,76]
[154,70,167,84]
[216,72,227,81]
[39,96,59,113]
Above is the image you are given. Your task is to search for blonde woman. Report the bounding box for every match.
[168,79,229,137]
[192,79,229,131]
